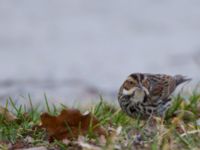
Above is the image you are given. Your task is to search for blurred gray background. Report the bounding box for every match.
[0,0,200,106]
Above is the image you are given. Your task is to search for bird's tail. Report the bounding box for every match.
[174,75,192,86]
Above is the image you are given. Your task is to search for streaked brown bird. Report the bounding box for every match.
[118,73,191,118]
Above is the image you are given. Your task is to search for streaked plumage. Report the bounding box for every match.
[118,73,191,118]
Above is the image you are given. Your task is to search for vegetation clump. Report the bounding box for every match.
[0,93,200,150]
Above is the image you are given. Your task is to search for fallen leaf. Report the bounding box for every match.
[40,108,106,141]
[171,117,186,134]
[98,135,106,146]
[107,126,122,142]
[62,139,70,145]
[77,141,101,150]
[24,136,34,144]
[0,105,17,122]
[171,117,180,125]
[0,141,12,150]
[11,140,27,149]
[173,110,196,122]
[17,146,48,150]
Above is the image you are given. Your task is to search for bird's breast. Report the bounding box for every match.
[130,90,145,103]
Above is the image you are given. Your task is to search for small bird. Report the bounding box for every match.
[118,73,191,118]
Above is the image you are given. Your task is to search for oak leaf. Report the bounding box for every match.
[40,108,106,141]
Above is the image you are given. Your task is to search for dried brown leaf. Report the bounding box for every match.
[11,140,27,149]
[40,108,106,141]
[0,105,17,122]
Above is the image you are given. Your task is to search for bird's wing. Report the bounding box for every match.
[145,74,176,103]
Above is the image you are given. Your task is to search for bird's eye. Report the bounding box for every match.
[129,81,134,85]
[123,80,135,90]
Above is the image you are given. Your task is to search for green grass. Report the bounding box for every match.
[0,93,200,150]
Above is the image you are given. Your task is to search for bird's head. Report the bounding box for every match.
[119,74,150,97]
[121,76,143,96]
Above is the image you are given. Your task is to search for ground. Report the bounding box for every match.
[0,93,200,150]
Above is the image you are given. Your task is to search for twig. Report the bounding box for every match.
[180,130,200,137]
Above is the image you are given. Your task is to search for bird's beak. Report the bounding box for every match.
[138,84,150,96]
[137,83,143,90]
